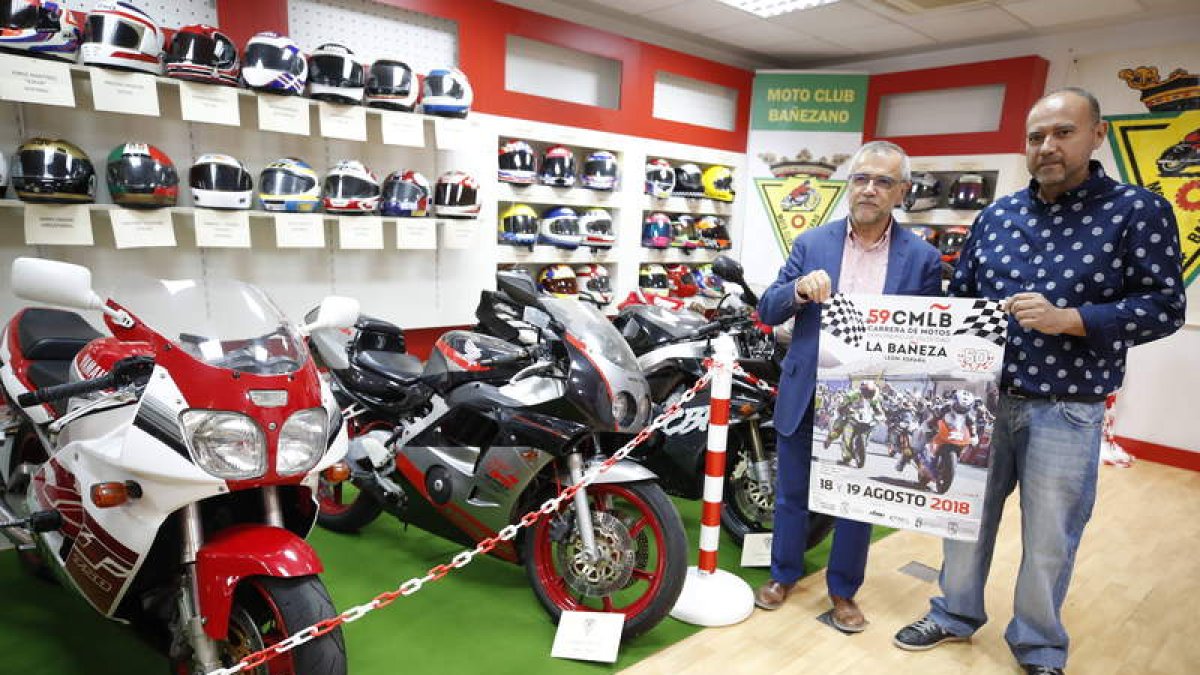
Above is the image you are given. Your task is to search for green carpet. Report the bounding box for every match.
[0,498,890,674]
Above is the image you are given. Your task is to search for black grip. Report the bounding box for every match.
[17,374,117,408]
[478,349,530,368]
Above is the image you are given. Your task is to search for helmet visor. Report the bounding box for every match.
[168,32,216,65]
[245,42,301,74]
[16,147,87,180]
[3,3,40,29]
[548,218,578,236]
[190,163,251,191]
[260,168,315,195]
[542,157,572,179]
[425,74,463,98]
[586,276,611,293]
[86,15,144,48]
[642,273,669,289]
[585,218,613,234]
[434,181,477,207]
[500,150,535,173]
[544,277,577,295]
[383,180,426,203]
[502,214,537,234]
[366,63,411,94]
[108,156,177,190]
[324,175,379,199]
[309,54,364,87]
[584,159,617,178]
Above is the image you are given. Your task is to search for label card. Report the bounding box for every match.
[379,110,426,147]
[179,81,240,126]
[90,68,159,116]
[338,216,383,249]
[0,53,75,107]
[434,117,480,151]
[110,208,175,248]
[441,220,477,249]
[194,209,250,248]
[550,611,624,663]
[274,213,325,248]
[396,219,436,249]
[318,101,367,141]
[24,204,92,245]
[257,94,311,136]
[739,532,773,567]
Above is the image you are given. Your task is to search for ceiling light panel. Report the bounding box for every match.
[714,0,843,19]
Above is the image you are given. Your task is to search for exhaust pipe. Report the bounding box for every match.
[0,497,34,549]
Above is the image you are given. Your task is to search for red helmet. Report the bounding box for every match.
[165,24,240,86]
[666,264,698,298]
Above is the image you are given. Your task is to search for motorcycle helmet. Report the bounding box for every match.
[673,163,704,198]
[422,67,472,118]
[671,214,698,250]
[0,149,6,198]
[581,150,618,190]
[241,32,306,95]
[433,170,480,218]
[538,264,578,299]
[939,225,970,263]
[165,24,239,86]
[579,208,615,249]
[0,0,83,60]
[859,381,878,399]
[499,203,538,247]
[642,212,671,249]
[323,160,380,214]
[949,173,989,210]
[9,137,95,203]
[498,139,536,185]
[258,157,320,212]
[697,215,731,250]
[645,158,674,198]
[540,145,576,187]
[308,43,364,104]
[951,389,975,414]
[189,153,252,209]
[365,59,418,111]
[80,1,161,74]
[695,264,725,299]
[904,172,940,212]
[106,143,177,208]
[380,170,430,217]
[666,264,698,298]
[575,264,612,306]
[702,165,735,202]
[909,225,938,247]
[538,206,581,249]
[639,264,670,298]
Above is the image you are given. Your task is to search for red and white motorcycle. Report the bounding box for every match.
[0,258,357,674]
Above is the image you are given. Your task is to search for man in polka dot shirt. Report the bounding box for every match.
[893,88,1185,674]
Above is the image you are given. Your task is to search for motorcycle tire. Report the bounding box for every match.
[522,481,686,641]
[935,447,957,495]
[315,477,384,533]
[852,435,867,469]
[174,576,346,675]
[7,423,55,582]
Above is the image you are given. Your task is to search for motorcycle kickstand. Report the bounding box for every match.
[745,421,774,496]
[566,453,599,562]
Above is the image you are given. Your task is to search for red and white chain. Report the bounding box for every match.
[732,362,778,398]
[208,365,719,675]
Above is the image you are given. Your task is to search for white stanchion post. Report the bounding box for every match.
[669,335,755,626]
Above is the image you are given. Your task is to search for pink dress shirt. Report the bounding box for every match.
[838,219,892,295]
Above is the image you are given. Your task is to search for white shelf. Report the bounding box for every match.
[495,244,619,265]
[639,248,721,264]
[496,183,621,209]
[900,208,983,226]
[642,195,734,216]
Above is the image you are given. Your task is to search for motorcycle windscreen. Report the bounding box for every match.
[259,169,315,195]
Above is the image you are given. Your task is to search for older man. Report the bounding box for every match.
[756,141,942,630]
[894,88,1186,674]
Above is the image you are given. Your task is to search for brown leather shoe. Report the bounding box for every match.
[830,595,867,632]
[754,580,796,610]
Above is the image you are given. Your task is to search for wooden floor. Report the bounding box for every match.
[624,459,1200,675]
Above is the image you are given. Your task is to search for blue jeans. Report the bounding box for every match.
[928,394,1104,669]
[771,404,872,597]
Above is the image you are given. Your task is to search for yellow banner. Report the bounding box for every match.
[754,176,847,255]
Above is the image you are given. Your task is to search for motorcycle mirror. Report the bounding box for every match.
[496,269,541,308]
[11,257,105,311]
[302,296,360,335]
[711,255,745,285]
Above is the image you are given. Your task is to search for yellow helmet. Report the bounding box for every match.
[537,264,578,298]
[499,203,538,246]
[702,165,735,202]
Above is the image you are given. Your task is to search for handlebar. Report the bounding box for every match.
[478,348,531,368]
[16,355,154,408]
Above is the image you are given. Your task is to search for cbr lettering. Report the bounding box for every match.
[661,407,709,436]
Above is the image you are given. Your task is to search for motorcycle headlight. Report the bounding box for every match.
[277,408,329,476]
[612,391,637,428]
[180,410,267,480]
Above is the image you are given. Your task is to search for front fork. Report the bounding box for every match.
[745,420,774,495]
[566,453,598,561]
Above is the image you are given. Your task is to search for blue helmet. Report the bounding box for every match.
[422,67,472,118]
[694,264,725,299]
[538,206,581,249]
[642,212,671,249]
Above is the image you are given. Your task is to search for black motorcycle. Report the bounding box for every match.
[307,270,687,640]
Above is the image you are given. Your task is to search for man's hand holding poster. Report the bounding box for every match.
[810,293,1006,541]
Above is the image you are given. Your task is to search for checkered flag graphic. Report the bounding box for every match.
[821,293,867,348]
[953,299,1008,346]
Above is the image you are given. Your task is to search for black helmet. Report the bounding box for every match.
[106,143,179,208]
[498,139,537,185]
[673,163,703,197]
[904,172,940,212]
[10,138,96,204]
[949,173,989,210]
[540,145,576,187]
[365,59,418,111]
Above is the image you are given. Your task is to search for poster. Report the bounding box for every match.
[810,294,1006,541]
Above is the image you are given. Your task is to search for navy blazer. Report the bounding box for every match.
[759,218,943,437]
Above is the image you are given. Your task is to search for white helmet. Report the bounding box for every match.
[422,67,473,118]
[307,43,364,104]
[433,171,480,218]
[189,154,253,210]
[579,208,615,249]
[80,1,162,75]
[323,160,380,214]
[538,207,581,250]
[241,32,307,95]
[575,264,613,306]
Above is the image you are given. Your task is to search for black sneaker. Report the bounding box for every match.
[893,617,968,651]
[1022,666,1064,675]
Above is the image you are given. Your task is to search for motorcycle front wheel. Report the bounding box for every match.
[934,447,957,494]
[523,481,686,641]
[851,433,867,468]
[316,477,384,533]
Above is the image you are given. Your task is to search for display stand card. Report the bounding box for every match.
[194,209,250,248]
[0,53,75,107]
[90,68,159,116]
[740,532,773,567]
[550,611,624,663]
[441,220,476,249]
[396,219,436,250]
[24,204,92,245]
[179,81,240,126]
[318,101,367,141]
[338,216,383,249]
[379,110,426,147]
[257,94,311,136]
[274,213,325,248]
[110,208,175,248]
[434,117,480,151]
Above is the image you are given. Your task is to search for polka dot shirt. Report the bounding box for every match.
[949,161,1186,397]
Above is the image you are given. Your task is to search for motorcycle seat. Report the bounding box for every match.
[354,350,424,387]
[17,308,103,360]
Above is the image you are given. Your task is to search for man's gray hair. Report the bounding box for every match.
[1044,87,1102,124]
[849,140,911,182]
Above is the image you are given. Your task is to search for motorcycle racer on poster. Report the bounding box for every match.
[913,389,980,492]
[822,381,885,465]
[1155,127,1200,177]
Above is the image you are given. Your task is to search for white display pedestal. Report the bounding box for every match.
[669,566,754,626]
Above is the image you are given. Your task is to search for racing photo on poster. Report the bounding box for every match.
[809,293,1006,541]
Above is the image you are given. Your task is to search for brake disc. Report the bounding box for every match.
[555,511,635,597]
